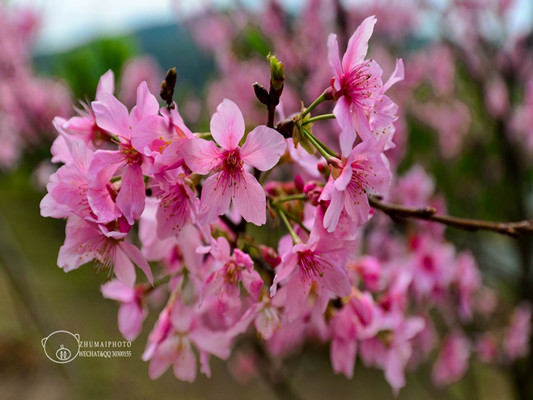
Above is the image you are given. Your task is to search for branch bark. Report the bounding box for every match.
[368,196,533,238]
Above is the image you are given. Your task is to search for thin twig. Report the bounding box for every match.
[368,196,533,238]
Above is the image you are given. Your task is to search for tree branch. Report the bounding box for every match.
[368,196,533,238]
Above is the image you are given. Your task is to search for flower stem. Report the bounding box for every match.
[300,91,328,119]
[277,208,301,244]
[284,211,311,234]
[303,113,336,124]
[275,194,307,204]
[302,129,335,160]
[308,131,338,157]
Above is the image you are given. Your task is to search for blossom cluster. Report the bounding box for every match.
[41,14,531,394]
[0,5,71,169]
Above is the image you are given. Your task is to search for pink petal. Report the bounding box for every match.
[87,150,123,221]
[95,69,115,100]
[173,343,197,382]
[241,125,287,171]
[92,92,130,138]
[181,138,221,175]
[342,15,376,72]
[352,105,373,143]
[119,241,153,284]
[334,161,353,191]
[344,189,370,226]
[215,236,231,261]
[63,116,95,137]
[227,303,260,337]
[101,280,135,302]
[322,187,344,233]
[385,348,407,395]
[334,97,357,157]
[132,81,160,122]
[331,339,357,378]
[270,253,298,296]
[118,302,145,341]
[57,216,101,272]
[114,245,136,286]
[382,59,404,93]
[190,328,231,359]
[233,171,266,225]
[170,302,193,333]
[210,99,245,150]
[198,172,232,224]
[148,346,172,379]
[327,33,343,86]
[323,266,352,297]
[116,163,145,225]
[130,115,166,154]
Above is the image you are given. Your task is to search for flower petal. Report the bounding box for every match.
[334,97,357,157]
[101,280,135,302]
[92,92,130,138]
[342,15,376,72]
[210,99,245,150]
[327,33,343,85]
[119,241,153,285]
[116,163,146,225]
[233,171,266,225]
[118,302,145,341]
[95,69,115,101]
[198,172,232,224]
[181,138,221,175]
[241,125,287,171]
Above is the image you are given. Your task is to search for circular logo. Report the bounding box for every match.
[41,330,80,364]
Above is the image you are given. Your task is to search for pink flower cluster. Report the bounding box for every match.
[0,5,71,169]
[41,13,531,394]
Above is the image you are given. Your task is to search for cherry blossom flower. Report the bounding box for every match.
[328,16,384,154]
[432,332,470,386]
[320,137,391,232]
[101,279,147,341]
[182,99,286,225]
[143,301,231,381]
[88,82,164,225]
[57,216,153,286]
[270,233,352,321]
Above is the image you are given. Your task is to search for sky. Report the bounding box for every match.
[9,0,192,53]
[8,0,533,54]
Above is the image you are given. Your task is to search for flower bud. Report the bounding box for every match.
[268,53,284,92]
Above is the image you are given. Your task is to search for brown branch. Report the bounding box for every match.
[368,196,533,238]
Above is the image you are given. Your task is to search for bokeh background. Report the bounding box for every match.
[1,0,532,399]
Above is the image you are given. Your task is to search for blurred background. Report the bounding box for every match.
[1,0,532,399]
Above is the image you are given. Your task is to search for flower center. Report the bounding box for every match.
[347,159,372,196]
[221,149,243,175]
[298,250,327,283]
[225,261,242,286]
[336,60,381,105]
[120,141,142,165]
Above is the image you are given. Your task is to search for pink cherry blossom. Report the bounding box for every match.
[203,236,263,304]
[360,312,425,395]
[151,168,199,239]
[328,16,384,154]
[432,332,470,386]
[503,302,532,361]
[88,81,164,224]
[57,216,153,286]
[320,137,391,232]
[143,300,232,381]
[270,233,352,321]
[101,279,147,341]
[182,99,286,225]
